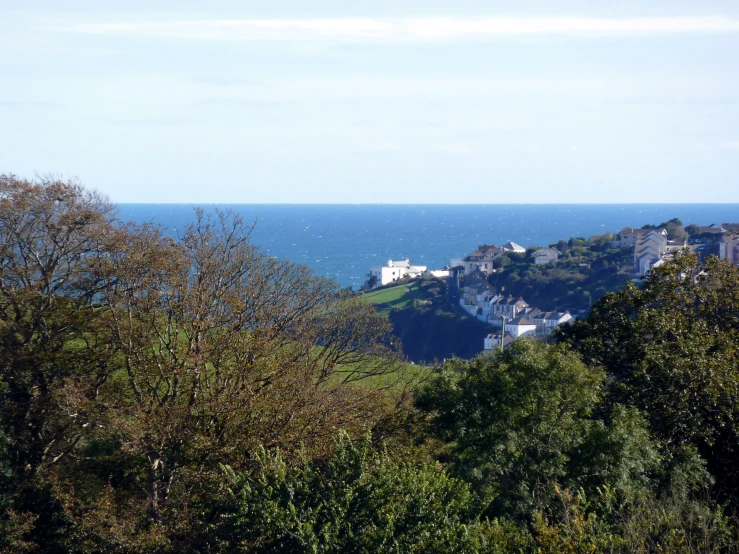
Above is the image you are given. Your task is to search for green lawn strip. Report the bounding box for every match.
[361,281,427,316]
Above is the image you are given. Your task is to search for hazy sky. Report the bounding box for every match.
[1,0,738,203]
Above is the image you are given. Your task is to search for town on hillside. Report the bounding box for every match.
[366,219,739,354]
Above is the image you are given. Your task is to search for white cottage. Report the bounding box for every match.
[368,259,427,286]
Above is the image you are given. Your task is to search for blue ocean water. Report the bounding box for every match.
[118,204,739,289]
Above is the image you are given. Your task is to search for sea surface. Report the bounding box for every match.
[118,204,739,289]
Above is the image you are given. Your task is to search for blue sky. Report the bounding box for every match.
[1,1,738,203]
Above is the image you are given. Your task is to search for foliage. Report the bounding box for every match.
[488,244,632,313]
[0,175,410,551]
[215,432,528,553]
[415,341,605,518]
[642,217,686,240]
[3,174,739,551]
[557,253,739,502]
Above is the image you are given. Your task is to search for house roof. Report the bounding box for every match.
[621,227,667,236]
[478,244,502,254]
[695,225,726,234]
[486,333,516,348]
[503,241,525,251]
[389,259,411,268]
[508,316,535,326]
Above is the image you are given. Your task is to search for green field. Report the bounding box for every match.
[362,281,426,315]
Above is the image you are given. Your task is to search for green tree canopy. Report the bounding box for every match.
[415,341,605,518]
[557,253,739,502]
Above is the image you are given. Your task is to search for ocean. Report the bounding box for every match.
[118,204,739,289]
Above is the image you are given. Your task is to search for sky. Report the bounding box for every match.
[1,0,738,203]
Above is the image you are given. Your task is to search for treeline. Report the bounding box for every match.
[2,175,739,553]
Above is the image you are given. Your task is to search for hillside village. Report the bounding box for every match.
[367,219,739,355]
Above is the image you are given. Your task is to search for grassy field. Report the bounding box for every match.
[362,281,426,315]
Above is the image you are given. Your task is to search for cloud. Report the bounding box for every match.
[48,16,739,43]
[723,141,739,151]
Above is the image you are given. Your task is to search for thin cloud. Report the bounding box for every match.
[724,141,739,151]
[48,16,739,42]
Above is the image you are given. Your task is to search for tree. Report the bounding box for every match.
[0,175,408,550]
[415,341,605,518]
[0,175,118,481]
[214,432,525,554]
[557,253,739,502]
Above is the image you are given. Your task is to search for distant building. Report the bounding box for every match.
[368,258,427,287]
[693,224,728,235]
[505,316,537,338]
[533,247,560,265]
[426,269,450,278]
[484,333,515,351]
[615,227,667,248]
[720,234,739,266]
[459,244,504,275]
[634,230,668,276]
[534,311,575,334]
[502,241,526,253]
[487,295,530,323]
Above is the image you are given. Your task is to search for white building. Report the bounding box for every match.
[533,247,560,265]
[615,227,667,248]
[720,233,739,266]
[502,241,526,253]
[505,316,537,338]
[368,258,427,287]
[534,311,574,334]
[487,295,529,323]
[460,244,503,275]
[634,230,668,276]
[484,333,515,351]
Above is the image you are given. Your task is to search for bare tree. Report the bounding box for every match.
[0,174,118,479]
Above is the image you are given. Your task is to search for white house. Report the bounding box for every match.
[502,241,526,253]
[505,316,537,338]
[484,333,515,351]
[616,227,667,248]
[720,233,739,266]
[534,311,574,334]
[460,244,503,275]
[533,247,560,265]
[634,230,668,276]
[368,258,427,287]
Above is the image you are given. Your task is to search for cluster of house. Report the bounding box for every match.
[368,258,450,287]
[614,224,739,276]
[719,226,739,266]
[456,267,574,351]
[610,228,688,277]
[449,242,561,276]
